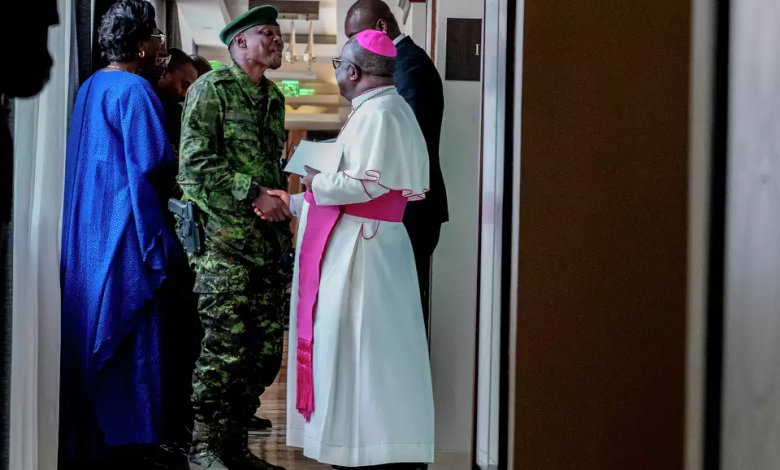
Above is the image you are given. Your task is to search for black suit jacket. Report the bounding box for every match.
[394,36,449,225]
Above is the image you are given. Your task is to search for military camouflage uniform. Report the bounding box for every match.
[177,62,291,469]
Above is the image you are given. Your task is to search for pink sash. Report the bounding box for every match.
[295,190,407,421]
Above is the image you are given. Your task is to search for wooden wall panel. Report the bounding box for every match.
[513,0,691,468]
[721,1,780,468]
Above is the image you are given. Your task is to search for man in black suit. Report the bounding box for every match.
[345,0,448,336]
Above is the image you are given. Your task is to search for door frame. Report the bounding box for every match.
[473,0,521,468]
[475,0,726,467]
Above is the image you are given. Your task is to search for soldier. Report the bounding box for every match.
[177,6,291,470]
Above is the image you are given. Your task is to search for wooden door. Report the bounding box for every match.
[510,0,691,468]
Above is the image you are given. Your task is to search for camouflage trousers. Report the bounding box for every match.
[189,249,287,453]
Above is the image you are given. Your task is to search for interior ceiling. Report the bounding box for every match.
[179,0,338,50]
[178,0,346,130]
[224,0,249,19]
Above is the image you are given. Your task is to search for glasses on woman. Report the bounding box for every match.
[151,32,166,46]
[156,53,172,69]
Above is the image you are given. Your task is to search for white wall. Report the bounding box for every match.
[197,44,231,63]
[403,3,427,46]
[179,6,195,55]
[429,0,483,461]
[336,0,405,49]
[336,0,349,49]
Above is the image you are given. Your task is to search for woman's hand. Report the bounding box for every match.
[302,165,321,189]
[252,188,292,222]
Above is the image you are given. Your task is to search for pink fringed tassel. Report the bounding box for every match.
[296,338,315,422]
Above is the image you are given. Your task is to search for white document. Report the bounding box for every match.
[284,140,344,176]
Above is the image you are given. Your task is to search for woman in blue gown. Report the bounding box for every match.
[59,0,182,464]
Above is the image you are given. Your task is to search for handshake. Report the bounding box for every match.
[252,165,321,222]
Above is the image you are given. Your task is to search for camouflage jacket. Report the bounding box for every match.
[178,62,291,267]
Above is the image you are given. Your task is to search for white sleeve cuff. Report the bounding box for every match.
[290,192,305,218]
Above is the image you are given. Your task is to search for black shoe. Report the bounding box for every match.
[249,416,272,430]
[188,421,228,470]
[190,420,285,470]
[229,425,284,470]
[143,444,189,469]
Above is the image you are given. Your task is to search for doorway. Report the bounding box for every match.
[7,0,507,468]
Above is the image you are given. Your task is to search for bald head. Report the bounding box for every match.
[336,35,396,101]
[345,0,401,40]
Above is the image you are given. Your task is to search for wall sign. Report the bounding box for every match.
[445,18,482,82]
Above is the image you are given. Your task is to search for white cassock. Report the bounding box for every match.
[286,86,434,467]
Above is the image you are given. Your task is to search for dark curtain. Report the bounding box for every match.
[166,0,182,50]
[75,0,92,86]
[0,96,11,470]
[91,0,118,74]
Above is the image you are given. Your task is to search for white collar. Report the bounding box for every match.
[351,86,397,109]
[393,34,407,46]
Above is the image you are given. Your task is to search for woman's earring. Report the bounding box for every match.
[139,50,146,58]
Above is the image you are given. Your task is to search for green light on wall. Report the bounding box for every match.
[279,81,316,98]
[281,80,300,98]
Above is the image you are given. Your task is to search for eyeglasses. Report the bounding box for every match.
[332,57,391,77]
[332,58,353,70]
[151,32,166,46]
[156,53,172,68]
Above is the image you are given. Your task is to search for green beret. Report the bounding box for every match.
[219,6,279,46]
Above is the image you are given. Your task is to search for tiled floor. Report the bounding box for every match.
[254,337,470,470]
[248,337,330,470]
[66,335,469,470]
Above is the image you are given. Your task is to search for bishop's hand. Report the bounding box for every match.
[302,165,321,189]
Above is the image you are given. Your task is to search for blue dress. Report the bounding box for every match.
[59,71,182,460]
